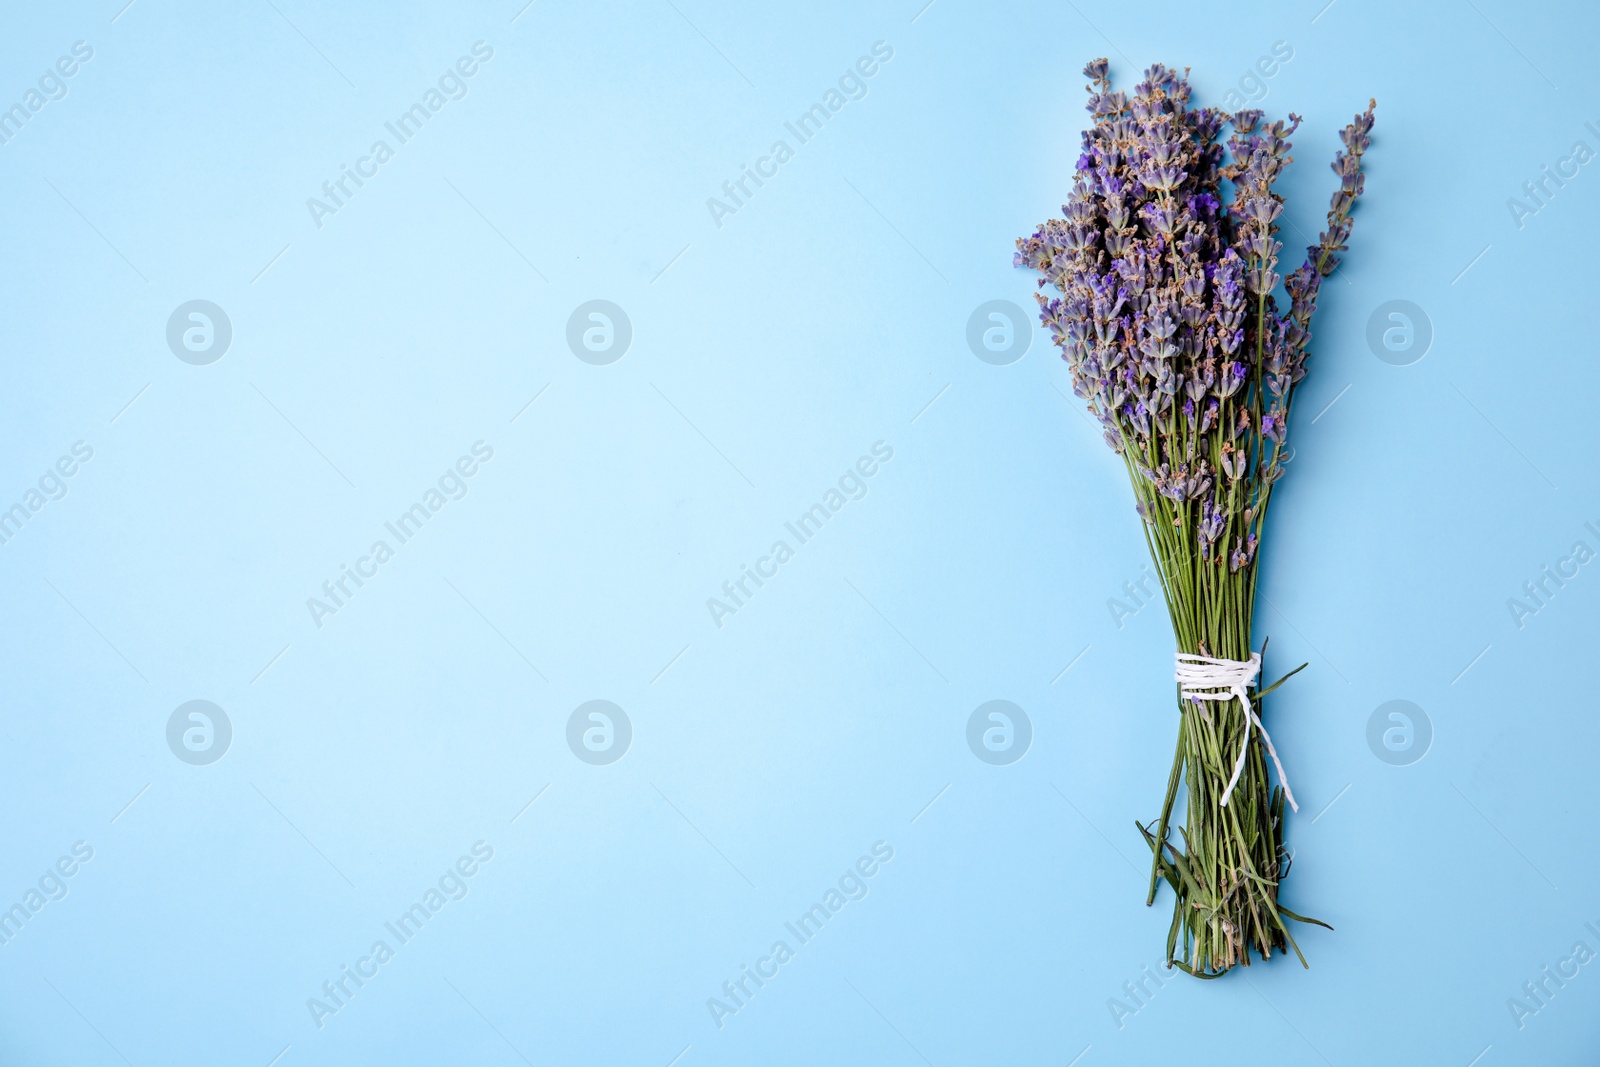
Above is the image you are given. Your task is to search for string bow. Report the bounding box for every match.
[1174,651,1297,812]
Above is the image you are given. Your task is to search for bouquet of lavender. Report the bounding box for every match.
[1016,60,1374,976]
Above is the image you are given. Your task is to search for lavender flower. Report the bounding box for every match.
[1016,59,1375,979]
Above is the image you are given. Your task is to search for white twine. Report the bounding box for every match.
[1173,651,1297,813]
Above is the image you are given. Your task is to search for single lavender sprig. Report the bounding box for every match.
[1282,100,1379,381]
[1252,99,1376,524]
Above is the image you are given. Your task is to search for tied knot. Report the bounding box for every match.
[1173,651,1296,813]
[1175,651,1260,696]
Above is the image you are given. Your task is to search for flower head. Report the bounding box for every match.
[1015,60,1374,570]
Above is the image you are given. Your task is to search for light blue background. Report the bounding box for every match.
[0,1,1595,1064]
